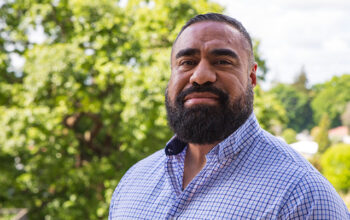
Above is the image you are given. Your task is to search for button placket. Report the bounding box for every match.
[170,155,220,218]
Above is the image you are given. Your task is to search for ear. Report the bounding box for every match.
[249,62,257,87]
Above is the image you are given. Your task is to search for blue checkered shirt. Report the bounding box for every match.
[109,113,350,219]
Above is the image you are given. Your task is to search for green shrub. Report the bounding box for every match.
[281,128,297,144]
[321,144,350,192]
[315,114,331,153]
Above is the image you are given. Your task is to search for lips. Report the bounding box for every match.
[184,92,219,106]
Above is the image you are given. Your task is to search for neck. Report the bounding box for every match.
[182,141,219,190]
[187,142,219,161]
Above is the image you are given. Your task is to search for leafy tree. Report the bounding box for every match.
[0,0,224,219]
[269,83,314,132]
[321,143,350,193]
[253,40,268,81]
[281,128,297,144]
[315,114,331,153]
[310,126,320,140]
[341,102,350,131]
[292,66,309,94]
[311,74,350,127]
[254,85,288,134]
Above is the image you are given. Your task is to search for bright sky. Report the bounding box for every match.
[215,0,350,87]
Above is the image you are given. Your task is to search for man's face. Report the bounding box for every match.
[166,21,257,144]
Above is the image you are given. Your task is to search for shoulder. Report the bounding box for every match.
[116,149,166,189]
[252,130,350,218]
[128,149,166,171]
[257,129,316,172]
[108,149,166,213]
[278,171,350,218]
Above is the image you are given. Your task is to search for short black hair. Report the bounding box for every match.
[173,13,254,64]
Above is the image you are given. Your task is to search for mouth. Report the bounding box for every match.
[184,92,219,106]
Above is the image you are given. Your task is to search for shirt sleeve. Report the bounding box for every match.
[108,164,137,220]
[278,171,350,219]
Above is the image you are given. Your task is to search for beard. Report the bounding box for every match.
[165,83,254,145]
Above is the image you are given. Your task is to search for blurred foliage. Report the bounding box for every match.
[292,66,309,94]
[311,74,350,127]
[321,144,350,193]
[281,128,297,144]
[341,102,350,130]
[1,0,349,218]
[253,40,268,81]
[269,83,313,132]
[310,126,320,141]
[254,85,287,134]
[315,114,331,153]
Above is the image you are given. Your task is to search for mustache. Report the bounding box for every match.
[175,84,229,106]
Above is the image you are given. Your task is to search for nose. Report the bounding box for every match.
[189,60,217,85]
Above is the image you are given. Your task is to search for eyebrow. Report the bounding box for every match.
[175,48,200,59]
[210,49,238,59]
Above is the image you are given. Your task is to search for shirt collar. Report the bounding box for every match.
[216,112,261,160]
[165,136,187,156]
[165,112,261,160]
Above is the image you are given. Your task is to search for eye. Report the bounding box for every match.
[215,60,232,65]
[180,60,197,66]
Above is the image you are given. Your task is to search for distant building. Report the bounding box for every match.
[290,141,318,159]
[296,131,313,142]
[328,126,350,144]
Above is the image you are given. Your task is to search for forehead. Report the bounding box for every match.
[172,21,249,58]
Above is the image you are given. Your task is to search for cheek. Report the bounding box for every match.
[167,78,182,103]
[220,74,246,98]
[168,72,190,101]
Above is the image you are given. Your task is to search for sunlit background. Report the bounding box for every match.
[0,0,349,219]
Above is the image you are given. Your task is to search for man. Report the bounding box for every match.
[109,13,350,219]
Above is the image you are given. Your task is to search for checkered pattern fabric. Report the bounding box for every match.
[109,113,350,219]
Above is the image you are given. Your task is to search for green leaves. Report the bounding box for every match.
[254,85,288,133]
[321,144,350,193]
[269,83,314,132]
[312,74,350,127]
